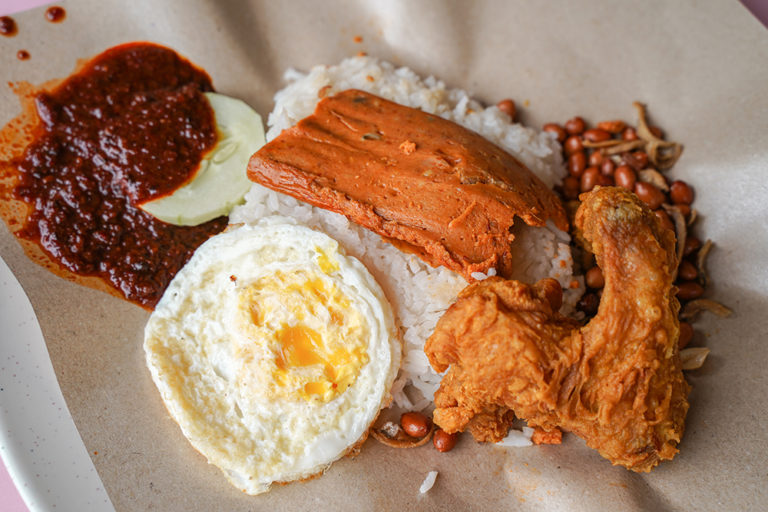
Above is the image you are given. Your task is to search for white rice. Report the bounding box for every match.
[497,426,535,447]
[419,471,439,494]
[230,56,584,411]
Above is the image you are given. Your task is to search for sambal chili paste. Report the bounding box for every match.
[1,42,227,309]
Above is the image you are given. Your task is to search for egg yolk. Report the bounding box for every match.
[236,268,369,402]
[316,245,340,274]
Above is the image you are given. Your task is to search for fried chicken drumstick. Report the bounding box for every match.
[425,186,690,472]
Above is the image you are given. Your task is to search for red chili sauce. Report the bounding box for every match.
[45,6,66,23]
[16,50,30,60]
[0,16,17,36]
[12,43,226,308]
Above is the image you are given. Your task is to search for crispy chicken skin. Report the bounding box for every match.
[425,187,690,472]
[247,89,567,280]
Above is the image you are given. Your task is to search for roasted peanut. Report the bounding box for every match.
[583,128,611,143]
[596,174,614,187]
[564,116,586,135]
[496,99,516,120]
[433,429,459,452]
[678,260,698,281]
[622,126,638,141]
[670,180,694,205]
[634,181,665,210]
[568,152,587,177]
[624,151,649,171]
[614,165,636,190]
[676,203,691,217]
[543,123,567,143]
[597,120,626,133]
[577,292,599,316]
[580,166,600,193]
[564,135,583,155]
[600,158,615,176]
[678,321,694,349]
[400,412,431,438]
[677,281,705,300]
[586,266,605,289]
[683,237,702,257]
[562,176,580,199]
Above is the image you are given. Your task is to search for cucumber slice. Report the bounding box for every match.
[140,92,265,226]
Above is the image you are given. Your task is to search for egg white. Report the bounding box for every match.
[144,217,400,494]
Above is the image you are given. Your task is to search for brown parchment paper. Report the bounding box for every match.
[2,1,767,510]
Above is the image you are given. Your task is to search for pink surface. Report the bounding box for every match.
[742,0,768,28]
[1,458,28,512]
[0,0,52,16]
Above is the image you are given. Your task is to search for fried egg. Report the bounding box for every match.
[144,217,400,494]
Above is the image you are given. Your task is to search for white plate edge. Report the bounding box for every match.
[0,256,114,512]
